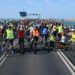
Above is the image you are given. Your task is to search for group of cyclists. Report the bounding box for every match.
[0,19,75,54]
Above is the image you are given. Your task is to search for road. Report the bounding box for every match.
[0,35,74,75]
[0,50,71,75]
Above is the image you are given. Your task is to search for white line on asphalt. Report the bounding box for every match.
[57,50,75,75]
[0,53,9,67]
[0,39,18,61]
[0,39,18,67]
[58,49,75,71]
[0,51,7,61]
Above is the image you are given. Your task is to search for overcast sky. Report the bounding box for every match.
[0,0,75,19]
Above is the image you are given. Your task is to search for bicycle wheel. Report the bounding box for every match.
[65,42,72,51]
[20,44,24,54]
[33,41,37,54]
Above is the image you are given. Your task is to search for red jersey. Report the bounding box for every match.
[18,30,25,38]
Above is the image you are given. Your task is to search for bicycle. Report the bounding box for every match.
[1,40,14,54]
[19,38,24,54]
[55,41,72,51]
[65,41,72,51]
[30,36,37,54]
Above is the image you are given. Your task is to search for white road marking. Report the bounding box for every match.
[0,38,75,75]
[0,51,7,62]
[0,53,9,67]
[0,39,18,67]
[0,39,18,61]
[57,50,75,75]
[58,49,75,70]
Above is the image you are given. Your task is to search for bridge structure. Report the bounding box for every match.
[19,11,41,19]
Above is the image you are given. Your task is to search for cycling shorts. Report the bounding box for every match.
[5,39,14,45]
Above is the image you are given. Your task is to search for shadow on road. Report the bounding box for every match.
[7,47,75,57]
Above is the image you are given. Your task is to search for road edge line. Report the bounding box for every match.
[58,49,75,71]
[57,50,75,75]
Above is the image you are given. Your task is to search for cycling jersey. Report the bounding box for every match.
[71,33,75,42]
[61,36,65,43]
[32,29,40,37]
[58,25,63,33]
[6,28,14,39]
[42,27,48,35]
[52,25,57,31]
[18,30,25,38]
[50,34,55,42]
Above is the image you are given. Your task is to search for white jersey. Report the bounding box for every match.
[61,36,65,43]
[29,26,33,33]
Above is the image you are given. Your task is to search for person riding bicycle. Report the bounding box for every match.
[69,30,75,50]
[59,32,66,49]
[49,31,55,49]
[0,24,3,39]
[18,26,25,54]
[2,25,15,53]
[30,26,40,49]
[57,24,64,41]
[41,24,48,45]
[52,24,57,37]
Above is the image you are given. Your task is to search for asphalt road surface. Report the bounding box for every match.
[0,50,72,75]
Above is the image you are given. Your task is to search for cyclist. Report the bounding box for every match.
[41,24,48,46]
[60,32,66,49]
[70,30,75,50]
[49,31,55,49]
[48,23,51,34]
[0,24,3,39]
[30,26,40,49]
[2,25,15,53]
[61,32,66,42]
[29,24,34,36]
[18,27,25,54]
[52,23,57,37]
[57,23,64,41]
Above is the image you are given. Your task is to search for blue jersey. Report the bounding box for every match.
[42,27,48,35]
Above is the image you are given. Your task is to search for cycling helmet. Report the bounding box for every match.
[19,27,23,30]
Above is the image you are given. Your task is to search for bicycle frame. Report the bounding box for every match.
[19,38,24,54]
[30,37,37,54]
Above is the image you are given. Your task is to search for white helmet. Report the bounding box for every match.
[0,25,3,29]
[19,27,23,30]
